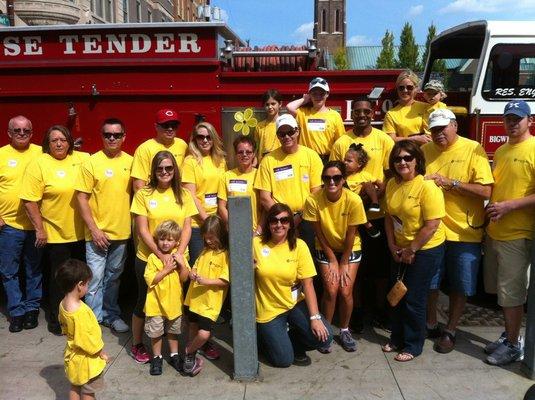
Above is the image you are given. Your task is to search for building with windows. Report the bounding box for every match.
[314,0,345,56]
[0,0,208,26]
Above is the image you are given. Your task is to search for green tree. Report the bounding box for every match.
[333,46,349,70]
[376,30,396,69]
[397,22,419,71]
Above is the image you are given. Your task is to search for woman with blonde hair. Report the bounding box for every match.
[383,70,432,145]
[182,121,227,265]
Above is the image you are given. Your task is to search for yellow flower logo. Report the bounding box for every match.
[233,108,258,135]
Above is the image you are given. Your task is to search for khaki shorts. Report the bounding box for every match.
[484,236,532,307]
[144,315,182,338]
[80,373,105,395]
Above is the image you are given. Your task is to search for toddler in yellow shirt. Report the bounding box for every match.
[423,80,448,111]
[183,215,230,377]
[57,259,108,400]
[144,220,190,376]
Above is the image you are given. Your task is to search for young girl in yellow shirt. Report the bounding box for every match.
[183,215,230,377]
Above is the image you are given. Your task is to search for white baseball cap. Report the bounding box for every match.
[308,77,330,93]
[276,114,298,131]
[428,108,456,129]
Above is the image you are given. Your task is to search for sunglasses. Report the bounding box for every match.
[156,165,174,173]
[10,128,32,136]
[103,132,124,140]
[268,216,291,225]
[393,155,415,164]
[310,78,327,85]
[398,85,415,92]
[196,134,212,142]
[158,122,179,130]
[352,108,372,116]
[236,150,253,156]
[321,174,344,184]
[276,129,296,138]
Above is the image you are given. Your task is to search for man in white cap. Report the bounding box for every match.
[254,113,323,249]
[422,108,493,354]
[286,77,346,161]
[131,108,188,192]
[484,100,535,366]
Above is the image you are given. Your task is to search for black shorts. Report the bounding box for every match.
[358,218,390,279]
[315,250,362,264]
[185,307,213,332]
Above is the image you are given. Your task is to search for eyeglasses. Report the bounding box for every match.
[393,155,415,164]
[268,216,291,225]
[398,85,415,92]
[352,108,372,116]
[103,132,124,140]
[276,129,296,138]
[156,165,174,174]
[10,128,32,136]
[196,134,212,142]
[158,122,179,130]
[321,174,344,184]
[236,150,253,156]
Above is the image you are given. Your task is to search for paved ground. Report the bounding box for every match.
[1,303,534,400]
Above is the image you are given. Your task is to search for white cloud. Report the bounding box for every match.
[439,0,535,14]
[408,5,424,16]
[292,21,314,44]
[347,35,372,46]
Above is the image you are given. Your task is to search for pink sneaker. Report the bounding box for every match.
[199,341,220,360]
[130,343,150,364]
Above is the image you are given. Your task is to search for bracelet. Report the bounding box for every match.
[309,313,322,321]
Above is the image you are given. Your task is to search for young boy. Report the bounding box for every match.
[144,220,190,376]
[56,259,108,400]
[423,80,447,109]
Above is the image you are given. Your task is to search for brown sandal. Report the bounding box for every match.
[394,352,415,362]
[381,343,399,353]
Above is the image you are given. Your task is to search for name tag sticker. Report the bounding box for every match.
[261,247,270,257]
[105,169,114,178]
[8,159,17,168]
[56,170,66,178]
[149,199,158,209]
[274,165,294,181]
[205,193,217,207]
[229,179,248,193]
[307,118,326,132]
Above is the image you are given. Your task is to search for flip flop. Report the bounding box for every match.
[394,352,415,362]
[381,343,399,353]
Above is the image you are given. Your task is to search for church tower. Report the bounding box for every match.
[313,0,346,55]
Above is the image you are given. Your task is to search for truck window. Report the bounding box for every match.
[428,58,478,93]
[482,44,535,100]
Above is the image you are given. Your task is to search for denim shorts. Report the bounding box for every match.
[429,241,481,296]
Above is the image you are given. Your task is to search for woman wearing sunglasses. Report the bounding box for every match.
[382,141,445,362]
[303,161,367,352]
[383,70,432,145]
[254,203,333,367]
[129,150,198,364]
[182,122,227,265]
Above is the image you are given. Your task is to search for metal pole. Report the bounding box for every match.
[6,0,14,26]
[521,231,535,379]
[228,196,259,381]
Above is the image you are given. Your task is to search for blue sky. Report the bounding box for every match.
[211,0,535,46]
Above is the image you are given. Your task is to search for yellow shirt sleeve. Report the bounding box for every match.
[144,255,159,288]
[382,110,396,136]
[309,150,324,189]
[130,188,148,216]
[217,173,228,201]
[130,141,151,182]
[302,195,318,222]
[296,239,317,280]
[75,159,95,194]
[421,180,446,221]
[19,159,44,202]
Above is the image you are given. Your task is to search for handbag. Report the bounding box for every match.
[387,264,407,307]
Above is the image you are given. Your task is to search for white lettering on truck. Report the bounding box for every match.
[3,36,43,56]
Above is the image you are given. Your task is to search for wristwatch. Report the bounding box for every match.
[451,180,460,189]
[309,314,322,321]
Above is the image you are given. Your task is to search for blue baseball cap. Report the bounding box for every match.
[503,100,531,118]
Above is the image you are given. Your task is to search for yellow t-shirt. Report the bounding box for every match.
[295,107,346,156]
[253,237,316,323]
[144,252,188,319]
[59,301,106,386]
[184,249,229,322]
[75,150,133,241]
[130,138,188,182]
[346,170,376,194]
[0,143,42,230]
[329,128,394,181]
[19,152,86,243]
[130,187,197,261]
[487,136,535,241]
[423,101,448,123]
[385,175,446,249]
[383,101,430,138]
[217,168,259,230]
[254,119,280,162]
[182,155,227,228]
[422,136,493,242]
[254,146,323,213]
[303,188,367,251]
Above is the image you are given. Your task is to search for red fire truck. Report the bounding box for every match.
[0,22,399,154]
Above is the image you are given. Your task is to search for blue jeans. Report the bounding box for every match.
[85,240,128,323]
[257,300,333,368]
[188,227,204,266]
[0,225,43,317]
[390,243,445,356]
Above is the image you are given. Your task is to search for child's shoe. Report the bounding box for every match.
[130,343,150,364]
[169,354,183,373]
[368,203,381,213]
[199,341,220,360]
[366,224,381,238]
[183,352,204,376]
[150,356,163,375]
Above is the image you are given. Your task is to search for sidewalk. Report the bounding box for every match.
[0,309,533,400]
